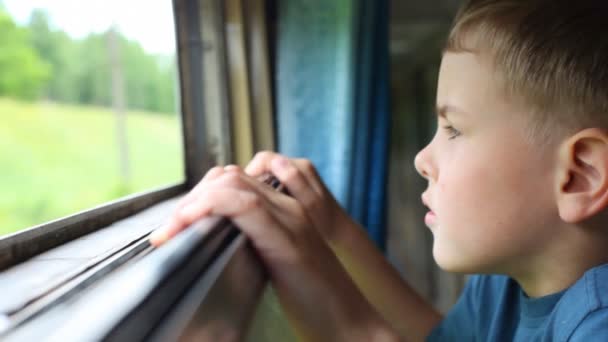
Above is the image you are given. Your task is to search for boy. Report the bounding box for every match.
[150,0,608,340]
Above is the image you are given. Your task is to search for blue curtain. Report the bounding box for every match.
[276,0,391,250]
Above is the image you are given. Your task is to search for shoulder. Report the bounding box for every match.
[558,264,608,340]
[568,308,608,341]
[426,274,516,341]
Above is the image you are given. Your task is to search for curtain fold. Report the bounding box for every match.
[349,0,390,249]
[276,0,391,250]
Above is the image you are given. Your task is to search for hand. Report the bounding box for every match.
[244,151,357,244]
[149,166,395,341]
[150,166,322,267]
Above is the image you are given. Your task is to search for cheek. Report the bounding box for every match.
[436,164,500,233]
[436,140,544,229]
[432,145,554,270]
[432,163,520,272]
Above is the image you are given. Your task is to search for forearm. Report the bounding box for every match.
[329,219,443,341]
[271,261,402,342]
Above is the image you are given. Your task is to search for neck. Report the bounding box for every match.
[510,225,608,298]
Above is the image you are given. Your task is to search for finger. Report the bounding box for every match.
[244,151,280,176]
[151,166,226,246]
[150,214,192,246]
[193,188,296,258]
[174,186,294,254]
[246,152,326,205]
[292,158,327,196]
[151,186,235,247]
[175,166,225,211]
[173,171,253,225]
[269,156,319,209]
[225,169,310,230]
[150,220,188,247]
[152,171,284,246]
[191,169,310,239]
[246,152,330,200]
[224,164,241,172]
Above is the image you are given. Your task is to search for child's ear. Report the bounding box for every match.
[556,128,608,223]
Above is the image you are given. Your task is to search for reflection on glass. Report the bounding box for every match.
[0,1,184,236]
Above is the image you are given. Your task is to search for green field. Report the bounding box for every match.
[0,97,184,236]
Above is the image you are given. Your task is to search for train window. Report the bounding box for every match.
[0,1,184,237]
[0,0,282,339]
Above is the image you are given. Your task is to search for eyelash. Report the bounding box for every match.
[443,125,462,140]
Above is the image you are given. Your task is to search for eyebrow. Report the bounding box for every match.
[436,104,466,119]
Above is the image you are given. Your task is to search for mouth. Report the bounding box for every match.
[424,211,437,227]
[421,194,436,227]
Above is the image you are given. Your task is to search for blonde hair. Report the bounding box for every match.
[445,0,608,141]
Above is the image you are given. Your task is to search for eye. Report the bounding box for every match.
[443,125,462,140]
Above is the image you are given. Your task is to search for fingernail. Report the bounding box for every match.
[224,165,239,172]
[149,229,167,246]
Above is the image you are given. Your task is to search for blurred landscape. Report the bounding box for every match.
[0,98,184,236]
[0,6,184,235]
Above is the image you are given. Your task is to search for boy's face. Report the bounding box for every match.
[415,52,560,275]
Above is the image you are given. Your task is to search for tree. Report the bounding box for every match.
[23,9,177,113]
[0,10,50,100]
[28,9,80,103]
[107,27,131,187]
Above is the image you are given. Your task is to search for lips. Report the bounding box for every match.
[425,211,437,226]
[421,193,436,227]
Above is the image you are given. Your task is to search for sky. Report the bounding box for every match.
[2,0,177,55]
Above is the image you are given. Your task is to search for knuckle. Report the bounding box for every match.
[301,195,318,210]
[240,192,262,210]
[209,166,224,174]
[173,210,190,225]
[283,165,300,183]
[204,166,224,180]
[222,172,242,186]
[224,164,240,171]
[199,167,224,185]
[254,150,274,161]
[176,194,193,207]
[299,159,315,172]
[175,199,194,214]
[294,205,309,222]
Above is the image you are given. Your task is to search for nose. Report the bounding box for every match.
[414,143,436,181]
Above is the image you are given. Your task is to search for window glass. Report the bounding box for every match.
[0,0,184,236]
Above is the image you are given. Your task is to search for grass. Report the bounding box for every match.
[0,97,184,236]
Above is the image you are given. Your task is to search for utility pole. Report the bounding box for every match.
[107,26,131,188]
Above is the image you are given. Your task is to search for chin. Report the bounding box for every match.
[432,243,484,274]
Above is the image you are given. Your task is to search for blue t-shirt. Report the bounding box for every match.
[427,263,608,341]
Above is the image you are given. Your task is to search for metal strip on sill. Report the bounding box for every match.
[103,221,241,341]
[0,183,186,270]
[1,216,234,341]
[54,217,236,342]
[103,174,285,341]
[2,174,284,341]
[0,232,154,335]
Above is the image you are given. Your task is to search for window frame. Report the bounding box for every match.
[0,0,226,271]
[0,0,287,339]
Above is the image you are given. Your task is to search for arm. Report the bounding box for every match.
[331,217,442,341]
[244,152,442,341]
